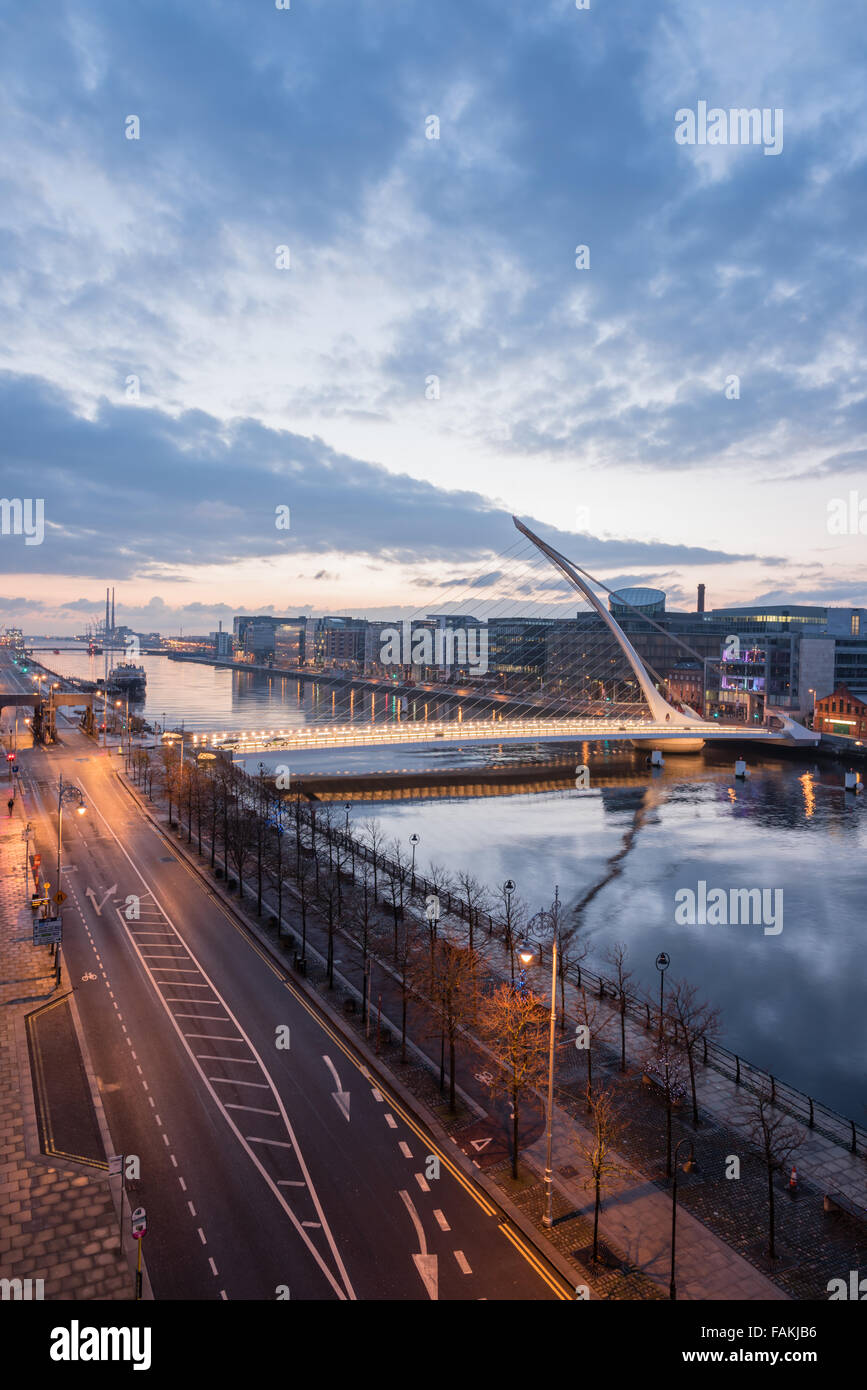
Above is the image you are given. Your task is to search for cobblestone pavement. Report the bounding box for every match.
[0,800,135,1301]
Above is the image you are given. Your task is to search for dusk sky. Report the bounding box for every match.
[1,0,866,633]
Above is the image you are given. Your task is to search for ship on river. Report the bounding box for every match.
[106,662,147,699]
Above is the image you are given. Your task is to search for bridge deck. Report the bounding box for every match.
[193,718,792,756]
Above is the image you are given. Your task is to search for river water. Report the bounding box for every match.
[43,652,867,1117]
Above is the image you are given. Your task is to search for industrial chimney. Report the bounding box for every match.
[111,587,115,633]
[697,583,706,614]
[105,587,110,637]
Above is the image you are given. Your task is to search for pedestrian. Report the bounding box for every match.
[7,795,14,816]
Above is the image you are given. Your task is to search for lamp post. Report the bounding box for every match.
[56,773,87,889]
[541,919,559,1229]
[670,1138,698,1300]
[656,951,670,1042]
[56,775,86,987]
[503,879,516,981]
[409,832,420,892]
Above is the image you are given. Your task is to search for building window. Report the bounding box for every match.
[852,615,860,636]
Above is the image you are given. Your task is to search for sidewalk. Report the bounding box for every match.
[0,797,135,1300]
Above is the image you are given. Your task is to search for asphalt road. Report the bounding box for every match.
[4,665,566,1301]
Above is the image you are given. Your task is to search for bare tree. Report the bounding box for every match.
[361,818,387,900]
[574,985,614,1108]
[456,869,490,953]
[497,881,529,983]
[428,940,479,1114]
[604,941,633,1073]
[385,839,410,960]
[641,1030,687,1178]
[669,979,722,1126]
[478,981,549,1180]
[741,1085,804,1259]
[574,1084,630,1263]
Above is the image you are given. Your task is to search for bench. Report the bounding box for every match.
[824,1191,867,1226]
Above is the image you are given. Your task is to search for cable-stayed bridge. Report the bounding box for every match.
[200,519,818,759]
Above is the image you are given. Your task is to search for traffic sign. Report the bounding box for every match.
[12,765,18,774]
[33,854,41,868]
[656,952,671,971]
[131,1207,147,1239]
[53,891,67,906]
[33,917,62,946]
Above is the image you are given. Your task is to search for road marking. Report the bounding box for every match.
[399,1190,437,1301]
[454,1250,472,1275]
[384,1114,397,1129]
[173,1013,229,1021]
[277,1180,305,1187]
[209,1077,270,1089]
[246,1137,293,1150]
[209,1258,218,1276]
[188,1201,197,1217]
[371,1088,383,1102]
[179,1177,187,1192]
[183,1033,245,1042]
[433,1210,450,1232]
[302,1221,321,1229]
[322,1055,350,1122]
[170,1154,178,1168]
[415,1173,430,1193]
[147,1097,155,1108]
[220,1290,228,1300]
[195,1054,258,1064]
[225,1104,281,1117]
[197,1228,207,1245]
[398,1141,413,1158]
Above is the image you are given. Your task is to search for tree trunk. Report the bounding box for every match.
[593,1175,601,1260]
[687,1045,699,1125]
[511,1082,519,1179]
[619,997,626,1072]
[448,1034,456,1113]
[767,1162,776,1258]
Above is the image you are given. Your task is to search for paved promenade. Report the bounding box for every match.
[0,789,135,1301]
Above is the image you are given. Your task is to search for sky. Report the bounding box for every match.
[1,0,866,634]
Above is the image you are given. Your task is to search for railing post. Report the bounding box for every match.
[770,1075,775,1103]
[808,1097,814,1129]
[735,1055,741,1084]
[645,1000,650,1029]
[702,1036,708,1065]
[851,1121,857,1155]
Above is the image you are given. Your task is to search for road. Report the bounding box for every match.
[2,658,567,1300]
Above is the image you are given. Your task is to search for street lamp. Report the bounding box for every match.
[409,831,420,891]
[539,913,559,1230]
[656,950,671,1042]
[55,774,86,987]
[503,878,517,981]
[670,1138,698,1300]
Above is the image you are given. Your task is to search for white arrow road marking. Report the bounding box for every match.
[322,1054,351,1122]
[470,1137,493,1152]
[400,1189,438,1301]
[84,883,117,916]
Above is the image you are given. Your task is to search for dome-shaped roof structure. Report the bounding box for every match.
[609,587,666,617]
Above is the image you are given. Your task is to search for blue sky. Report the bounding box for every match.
[1,0,865,632]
